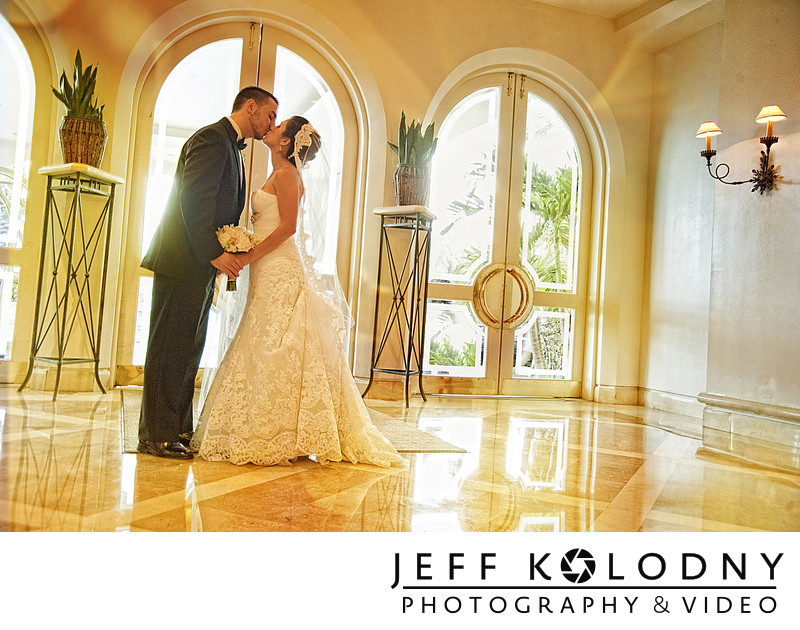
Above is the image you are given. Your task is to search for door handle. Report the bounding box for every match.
[472,263,535,329]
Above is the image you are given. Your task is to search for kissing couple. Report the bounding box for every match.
[138,86,406,468]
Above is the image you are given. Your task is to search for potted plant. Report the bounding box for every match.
[51,50,107,168]
[388,111,438,206]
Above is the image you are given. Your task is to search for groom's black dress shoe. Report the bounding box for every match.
[178,432,193,448]
[137,440,193,459]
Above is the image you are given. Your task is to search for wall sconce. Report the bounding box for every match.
[696,105,786,194]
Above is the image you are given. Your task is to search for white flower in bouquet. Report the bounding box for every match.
[216,224,261,291]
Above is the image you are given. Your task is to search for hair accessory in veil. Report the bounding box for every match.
[290,122,319,169]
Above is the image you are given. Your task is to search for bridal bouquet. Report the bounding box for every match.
[216,224,260,291]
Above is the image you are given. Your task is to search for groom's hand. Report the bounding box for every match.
[211,252,244,278]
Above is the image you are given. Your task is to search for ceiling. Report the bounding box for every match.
[532,0,655,19]
[533,0,726,51]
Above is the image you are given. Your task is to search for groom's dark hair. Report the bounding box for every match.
[232,86,278,112]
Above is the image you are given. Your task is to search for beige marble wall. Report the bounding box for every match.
[642,0,800,428]
[707,0,800,412]
[641,24,722,409]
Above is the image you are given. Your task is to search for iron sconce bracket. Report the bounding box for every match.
[700,136,782,194]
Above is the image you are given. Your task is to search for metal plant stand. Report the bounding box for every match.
[19,164,124,400]
[362,205,434,407]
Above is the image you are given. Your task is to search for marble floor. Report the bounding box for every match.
[1,385,799,532]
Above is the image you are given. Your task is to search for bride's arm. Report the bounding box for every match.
[240,169,301,264]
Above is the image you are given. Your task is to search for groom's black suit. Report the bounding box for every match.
[138,117,246,443]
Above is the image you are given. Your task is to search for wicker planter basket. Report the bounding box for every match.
[59,116,107,167]
[393,163,430,206]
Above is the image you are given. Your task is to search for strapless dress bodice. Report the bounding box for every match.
[250,189,281,237]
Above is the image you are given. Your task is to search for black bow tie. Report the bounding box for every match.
[236,139,247,151]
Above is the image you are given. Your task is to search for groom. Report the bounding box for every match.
[138,86,279,459]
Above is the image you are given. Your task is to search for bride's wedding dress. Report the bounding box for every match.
[193,190,405,468]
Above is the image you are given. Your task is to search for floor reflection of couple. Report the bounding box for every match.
[137,86,405,469]
[130,456,407,532]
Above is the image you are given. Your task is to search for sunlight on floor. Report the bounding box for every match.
[1,386,798,532]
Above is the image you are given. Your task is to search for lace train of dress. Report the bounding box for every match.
[194,190,405,468]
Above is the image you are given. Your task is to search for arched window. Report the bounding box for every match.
[0,15,34,359]
[118,22,354,380]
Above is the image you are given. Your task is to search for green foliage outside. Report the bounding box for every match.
[429,336,476,368]
[523,314,564,372]
[427,307,477,369]
[523,161,574,286]
[520,159,576,373]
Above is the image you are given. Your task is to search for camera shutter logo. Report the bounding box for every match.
[561,549,596,584]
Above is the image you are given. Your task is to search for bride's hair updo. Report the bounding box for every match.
[283,116,322,167]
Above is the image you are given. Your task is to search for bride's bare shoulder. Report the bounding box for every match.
[260,164,300,195]
[270,165,303,195]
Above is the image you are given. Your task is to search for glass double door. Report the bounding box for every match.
[423,73,591,396]
[117,22,354,380]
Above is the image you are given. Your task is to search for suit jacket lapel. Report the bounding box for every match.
[239,156,247,208]
[220,118,247,211]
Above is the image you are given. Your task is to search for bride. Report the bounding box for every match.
[192,115,406,468]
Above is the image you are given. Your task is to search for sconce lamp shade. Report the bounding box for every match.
[696,121,723,138]
[755,105,787,124]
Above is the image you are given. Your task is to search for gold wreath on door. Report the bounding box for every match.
[423,72,591,396]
